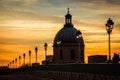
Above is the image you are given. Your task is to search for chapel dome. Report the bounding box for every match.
[53,26,84,46]
[53,8,84,46]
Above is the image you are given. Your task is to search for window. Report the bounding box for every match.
[60,49,63,60]
[71,49,75,60]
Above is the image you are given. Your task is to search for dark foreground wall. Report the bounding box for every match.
[1,70,119,80]
[8,63,119,76]
[39,64,120,76]
[30,70,120,80]
[0,64,120,80]
[1,64,120,75]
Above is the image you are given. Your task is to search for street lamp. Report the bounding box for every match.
[105,18,114,62]
[76,30,82,63]
[23,53,25,66]
[12,60,14,69]
[29,50,31,65]
[44,43,48,63]
[19,56,21,67]
[35,47,38,63]
[8,64,9,68]
[15,58,17,68]
[10,62,11,68]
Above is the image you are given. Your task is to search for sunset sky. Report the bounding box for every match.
[0,0,120,66]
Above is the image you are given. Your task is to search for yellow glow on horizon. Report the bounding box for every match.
[0,18,120,66]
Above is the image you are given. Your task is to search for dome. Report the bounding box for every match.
[53,8,84,46]
[53,25,84,46]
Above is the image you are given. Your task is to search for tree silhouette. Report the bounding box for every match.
[29,50,31,65]
[35,47,38,63]
[19,56,21,67]
[23,53,25,66]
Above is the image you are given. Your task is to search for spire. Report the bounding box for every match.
[65,8,72,25]
[67,8,69,14]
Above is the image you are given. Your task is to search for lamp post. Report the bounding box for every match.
[8,64,9,68]
[19,56,21,67]
[10,62,11,68]
[29,50,31,65]
[35,47,38,63]
[23,53,25,66]
[105,18,114,62]
[15,58,17,68]
[44,43,48,63]
[76,30,82,63]
[12,60,14,69]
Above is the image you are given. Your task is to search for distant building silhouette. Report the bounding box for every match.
[42,55,53,64]
[53,8,85,64]
[88,55,107,63]
[112,53,119,63]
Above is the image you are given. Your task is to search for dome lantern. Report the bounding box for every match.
[65,8,72,25]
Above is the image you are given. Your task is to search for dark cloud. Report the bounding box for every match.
[0,0,120,20]
[0,0,120,10]
[0,0,52,10]
[0,9,63,24]
[0,37,53,46]
[73,0,120,5]
[106,0,120,5]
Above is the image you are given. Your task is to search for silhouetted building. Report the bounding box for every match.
[53,8,85,64]
[32,63,39,66]
[88,55,107,63]
[42,55,53,64]
[112,53,119,63]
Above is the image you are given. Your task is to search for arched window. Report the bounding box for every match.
[60,49,63,60]
[71,49,75,60]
